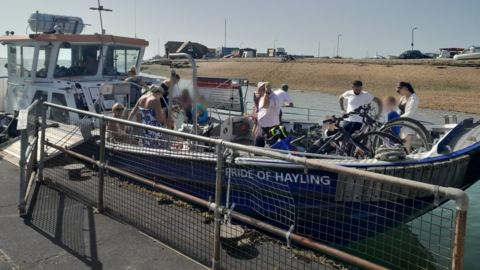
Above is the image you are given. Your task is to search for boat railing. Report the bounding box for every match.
[244,100,328,121]
[26,100,470,270]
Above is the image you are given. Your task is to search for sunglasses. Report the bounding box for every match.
[114,108,124,112]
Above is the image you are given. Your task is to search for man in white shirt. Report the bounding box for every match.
[255,82,282,147]
[339,80,382,134]
[273,84,293,123]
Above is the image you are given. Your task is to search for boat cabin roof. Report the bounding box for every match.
[0,34,149,46]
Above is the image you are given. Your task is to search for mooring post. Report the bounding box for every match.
[38,103,47,182]
[97,117,106,213]
[452,210,467,270]
[212,142,224,270]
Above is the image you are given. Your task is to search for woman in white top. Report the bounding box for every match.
[396,82,420,153]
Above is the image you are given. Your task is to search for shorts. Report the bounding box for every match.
[401,127,416,139]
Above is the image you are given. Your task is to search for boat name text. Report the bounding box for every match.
[224,168,331,185]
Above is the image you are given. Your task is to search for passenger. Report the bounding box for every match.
[339,80,382,134]
[159,74,181,112]
[255,82,282,147]
[125,65,148,108]
[84,52,99,75]
[127,85,166,148]
[244,89,261,140]
[194,95,209,123]
[396,82,419,153]
[178,89,193,122]
[383,96,401,136]
[274,84,294,123]
[37,60,49,78]
[307,115,339,154]
[108,103,135,144]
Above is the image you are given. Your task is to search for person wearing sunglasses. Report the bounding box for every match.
[108,103,131,143]
[307,115,339,154]
[396,82,419,153]
[125,65,148,108]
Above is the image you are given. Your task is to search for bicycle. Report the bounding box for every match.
[311,114,405,159]
[350,103,432,153]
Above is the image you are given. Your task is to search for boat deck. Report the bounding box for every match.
[0,120,93,161]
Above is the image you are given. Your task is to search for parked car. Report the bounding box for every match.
[399,50,431,59]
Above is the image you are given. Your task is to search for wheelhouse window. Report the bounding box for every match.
[54,44,100,78]
[103,46,140,76]
[36,45,53,78]
[8,45,35,77]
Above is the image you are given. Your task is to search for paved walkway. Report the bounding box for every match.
[0,158,206,270]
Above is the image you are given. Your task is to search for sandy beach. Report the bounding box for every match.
[142,58,480,114]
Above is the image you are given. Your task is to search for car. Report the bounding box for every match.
[222,54,232,58]
[371,55,386,59]
[399,50,430,59]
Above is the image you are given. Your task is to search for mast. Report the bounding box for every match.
[90,0,112,34]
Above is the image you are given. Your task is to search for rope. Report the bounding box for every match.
[375,144,406,161]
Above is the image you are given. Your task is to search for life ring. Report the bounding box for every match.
[192,104,209,123]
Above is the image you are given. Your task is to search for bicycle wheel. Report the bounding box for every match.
[380,120,432,152]
[384,117,432,144]
[349,131,404,159]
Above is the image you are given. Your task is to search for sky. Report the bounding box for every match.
[0,0,479,59]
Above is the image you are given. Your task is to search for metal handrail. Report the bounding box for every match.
[244,101,328,120]
[41,101,470,269]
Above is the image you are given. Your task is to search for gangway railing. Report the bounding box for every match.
[27,100,469,270]
[17,99,40,215]
[245,101,328,121]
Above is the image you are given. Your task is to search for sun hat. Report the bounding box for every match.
[257,82,265,88]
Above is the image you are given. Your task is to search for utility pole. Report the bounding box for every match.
[318,41,320,57]
[411,27,418,50]
[90,0,112,35]
[224,18,227,55]
[337,34,342,57]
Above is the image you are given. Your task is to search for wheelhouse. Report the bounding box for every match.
[0,31,149,122]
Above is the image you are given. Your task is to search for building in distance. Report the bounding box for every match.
[165,41,210,59]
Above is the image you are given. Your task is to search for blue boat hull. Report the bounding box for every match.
[70,141,480,246]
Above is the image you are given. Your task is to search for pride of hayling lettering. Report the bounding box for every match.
[224,168,331,185]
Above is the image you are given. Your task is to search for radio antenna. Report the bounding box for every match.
[90,0,112,34]
[134,0,137,38]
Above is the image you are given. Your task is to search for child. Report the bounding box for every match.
[307,115,339,154]
[383,96,401,136]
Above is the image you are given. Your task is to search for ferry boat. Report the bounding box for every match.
[1,12,480,247]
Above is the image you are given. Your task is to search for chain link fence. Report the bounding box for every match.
[32,101,469,270]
